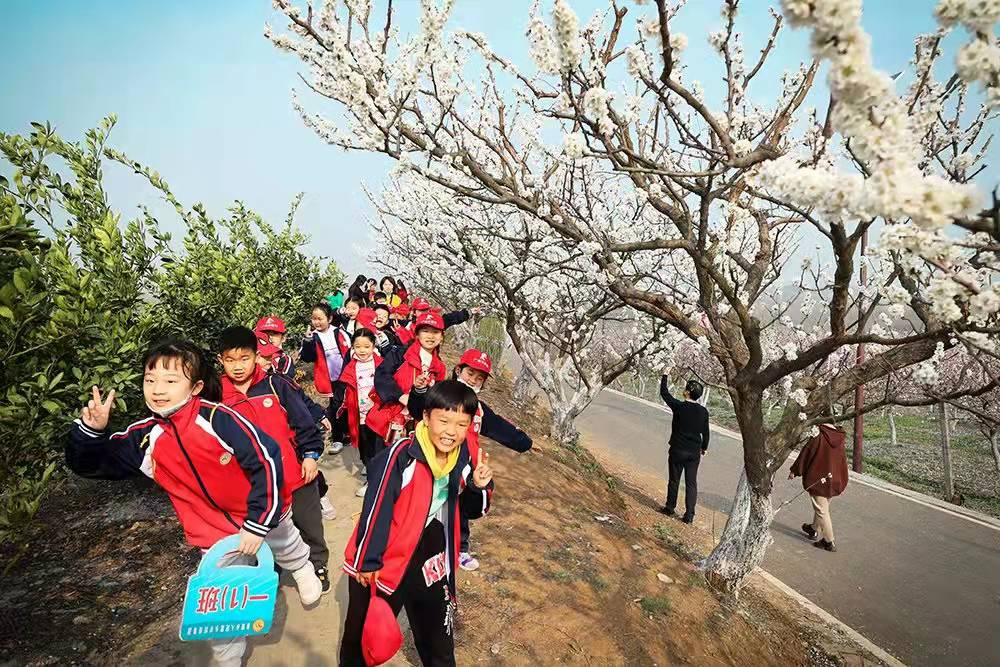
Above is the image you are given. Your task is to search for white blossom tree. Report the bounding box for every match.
[268,0,999,591]
[368,172,677,444]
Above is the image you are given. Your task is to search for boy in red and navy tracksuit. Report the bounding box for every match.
[255,315,296,379]
[450,349,532,571]
[217,326,332,592]
[340,381,494,667]
[254,317,330,430]
[65,340,322,666]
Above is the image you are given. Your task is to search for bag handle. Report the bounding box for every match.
[367,572,381,600]
[198,534,275,574]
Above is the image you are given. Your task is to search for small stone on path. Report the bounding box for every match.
[656,573,673,584]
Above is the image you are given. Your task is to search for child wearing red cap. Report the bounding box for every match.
[364,311,448,474]
[402,298,481,341]
[255,315,296,379]
[451,349,532,570]
[255,334,338,522]
[217,326,333,594]
[391,303,414,346]
[340,381,494,667]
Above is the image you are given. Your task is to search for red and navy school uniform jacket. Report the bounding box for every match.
[65,396,286,549]
[299,327,351,395]
[394,324,414,347]
[269,366,327,425]
[220,366,324,498]
[378,326,402,349]
[459,400,533,466]
[329,354,383,448]
[342,436,493,598]
[272,351,295,380]
[365,343,446,439]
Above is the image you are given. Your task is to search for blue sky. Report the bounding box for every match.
[1,1,959,278]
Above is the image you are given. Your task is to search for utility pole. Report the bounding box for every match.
[939,401,955,501]
[852,231,868,473]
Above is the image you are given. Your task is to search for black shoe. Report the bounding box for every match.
[681,515,694,524]
[801,523,818,540]
[813,539,837,552]
[659,506,675,516]
[315,566,331,594]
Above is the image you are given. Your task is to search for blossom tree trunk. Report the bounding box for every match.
[702,471,774,593]
[511,364,534,408]
[992,432,1000,475]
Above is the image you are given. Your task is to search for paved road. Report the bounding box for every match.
[577,390,1000,667]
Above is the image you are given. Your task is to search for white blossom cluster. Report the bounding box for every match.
[759,0,983,228]
[368,171,675,437]
[935,0,1000,106]
[552,0,583,71]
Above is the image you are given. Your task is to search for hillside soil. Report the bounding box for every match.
[3,360,886,666]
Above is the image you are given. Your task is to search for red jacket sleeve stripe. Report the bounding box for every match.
[211,403,282,529]
[353,439,408,570]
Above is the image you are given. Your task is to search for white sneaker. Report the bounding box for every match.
[328,441,344,454]
[320,496,337,521]
[459,552,480,571]
[356,483,368,498]
[291,562,323,606]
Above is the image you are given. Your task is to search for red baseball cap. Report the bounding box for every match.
[410,297,431,312]
[413,310,444,331]
[459,348,492,375]
[255,316,286,334]
[356,307,378,331]
[255,334,280,358]
[392,303,411,318]
[361,586,402,665]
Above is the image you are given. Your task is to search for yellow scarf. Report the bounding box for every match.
[415,421,459,479]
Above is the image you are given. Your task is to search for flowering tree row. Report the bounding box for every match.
[269,0,998,591]
[368,172,677,444]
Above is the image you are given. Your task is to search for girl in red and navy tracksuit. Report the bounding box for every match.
[340,380,494,667]
[365,310,448,461]
[328,328,383,470]
[450,349,533,572]
[65,340,322,664]
[300,302,352,451]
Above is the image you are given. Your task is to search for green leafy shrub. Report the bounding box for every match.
[0,117,342,564]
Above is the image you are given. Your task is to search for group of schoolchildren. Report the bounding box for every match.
[65,273,532,666]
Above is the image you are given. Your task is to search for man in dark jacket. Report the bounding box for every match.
[659,368,711,523]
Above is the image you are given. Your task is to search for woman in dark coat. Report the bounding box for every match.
[789,423,848,552]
